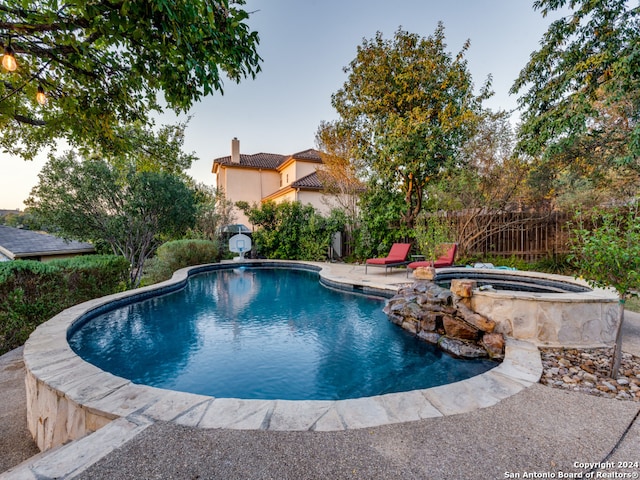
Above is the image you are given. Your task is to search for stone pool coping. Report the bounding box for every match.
[23,260,543,452]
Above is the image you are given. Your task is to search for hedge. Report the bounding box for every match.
[0,255,129,355]
[142,239,220,285]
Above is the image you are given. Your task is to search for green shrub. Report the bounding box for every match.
[245,201,344,261]
[0,255,129,355]
[531,254,575,275]
[48,255,130,301]
[142,239,219,285]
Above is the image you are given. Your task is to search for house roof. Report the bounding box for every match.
[290,149,323,162]
[0,225,95,260]
[261,172,325,203]
[291,171,323,189]
[212,148,323,171]
[213,152,286,170]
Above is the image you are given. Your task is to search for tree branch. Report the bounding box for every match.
[12,114,46,126]
[0,19,91,32]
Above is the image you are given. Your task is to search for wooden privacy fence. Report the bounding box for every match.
[337,210,576,261]
[432,210,573,261]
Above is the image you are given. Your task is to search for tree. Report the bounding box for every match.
[26,153,196,287]
[330,24,490,229]
[430,110,523,212]
[103,120,198,177]
[425,109,532,255]
[414,211,454,265]
[511,0,640,171]
[0,0,261,159]
[314,120,364,233]
[188,183,237,253]
[353,181,409,260]
[0,209,42,230]
[570,205,640,378]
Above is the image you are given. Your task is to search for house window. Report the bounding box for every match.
[280,174,282,187]
[286,174,289,184]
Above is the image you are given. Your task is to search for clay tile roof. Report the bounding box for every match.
[291,171,323,190]
[213,148,324,170]
[290,149,323,162]
[214,153,286,170]
[0,225,95,260]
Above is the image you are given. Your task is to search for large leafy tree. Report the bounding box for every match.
[511,0,640,175]
[0,0,261,159]
[101,120,198,177]
[26,153,196,287]
[330,24,490,229]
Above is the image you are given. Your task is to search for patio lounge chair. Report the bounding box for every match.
[406,243,458,277]
[365,243,412,275]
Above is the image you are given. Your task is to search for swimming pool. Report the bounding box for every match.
[69,267,496,400]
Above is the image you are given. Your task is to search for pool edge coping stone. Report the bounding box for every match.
[22,259,542,453]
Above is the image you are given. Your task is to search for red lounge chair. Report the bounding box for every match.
[365,243,412,275]
[407,243,458,277]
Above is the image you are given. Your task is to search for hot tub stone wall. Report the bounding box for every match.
[388,272,621,349]
[470,293,620,347]
[383,281,505,360]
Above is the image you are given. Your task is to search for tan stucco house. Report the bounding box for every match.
[212,138,333,228]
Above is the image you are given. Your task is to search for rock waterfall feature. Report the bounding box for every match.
[383,279,505,360]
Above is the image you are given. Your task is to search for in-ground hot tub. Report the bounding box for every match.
[434,268,620,348]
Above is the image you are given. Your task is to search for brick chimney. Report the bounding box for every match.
[231,137,240,164]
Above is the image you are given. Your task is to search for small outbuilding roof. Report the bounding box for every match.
[0,225,95,260]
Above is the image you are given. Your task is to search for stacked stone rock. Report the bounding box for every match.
[383,280,505,360]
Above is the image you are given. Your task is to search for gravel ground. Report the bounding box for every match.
[540,310,640,402]
[540,348,640,401]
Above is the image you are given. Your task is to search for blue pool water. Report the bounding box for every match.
[69,267,496,400]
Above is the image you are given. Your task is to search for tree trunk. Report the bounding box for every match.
[609,298,625,379]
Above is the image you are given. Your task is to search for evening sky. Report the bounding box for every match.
[0,0,563,209]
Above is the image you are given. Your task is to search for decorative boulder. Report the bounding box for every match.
[455,302,496,333]
[383,280,505,360]
[413,266,436,280]
[443,315,480,340]
[417,331,441,345]
[450,279,477,298]
[438,336,488,358]
[481,333,506,360]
